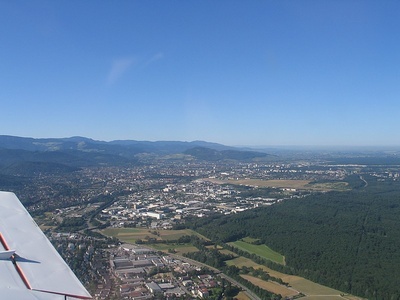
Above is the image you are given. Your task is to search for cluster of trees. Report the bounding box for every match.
[192,176,400,299]
[58,217,87,232]
[183,235,235,268]
[51,238,110,286]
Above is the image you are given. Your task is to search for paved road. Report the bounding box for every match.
[359,176,368,188]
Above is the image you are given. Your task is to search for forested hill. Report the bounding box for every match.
[192,175,400,299]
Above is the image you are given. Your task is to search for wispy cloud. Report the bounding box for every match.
[107,57,135,85]
[107,53,163,84]
[145,52,164,66]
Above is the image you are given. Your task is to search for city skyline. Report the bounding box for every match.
[1,1,399,147]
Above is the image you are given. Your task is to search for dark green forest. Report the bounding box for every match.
[192,175,400,299]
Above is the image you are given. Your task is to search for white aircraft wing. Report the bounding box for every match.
[0,191,92,299]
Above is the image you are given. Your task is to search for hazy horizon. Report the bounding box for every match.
[2,134,400,151]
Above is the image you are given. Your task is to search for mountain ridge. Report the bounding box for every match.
[0,136,271,175]
[0,135,238,153]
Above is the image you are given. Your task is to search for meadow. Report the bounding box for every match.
[240,274,299,298]
[228,239,285,265]
[206,178,349,191]
[101,227,202,244]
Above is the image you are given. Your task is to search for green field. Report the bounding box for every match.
[101,227,206,244]
[226,256,267,269]
[306,181,350,191]
[206,178,349,191]
[241,237,260,243]
[228,240,285,265]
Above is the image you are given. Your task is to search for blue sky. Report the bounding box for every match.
[1,1,399,146]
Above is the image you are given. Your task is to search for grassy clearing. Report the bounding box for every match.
[206,178,311,189]
[218,249,238,257]
[101,228,205,255]
[101,228,202,243]
[102,228,150,241]
[157,229,196,241]
[206,245,223,250]
[262,268,344,297]
[206,178,349,191]
[241,274,299,298]
[225,256,268,269]
[283,276,343,297]
[307,181,350,191]
[228,240,285,265]
[234,291,251,300]
[242,237,260,243]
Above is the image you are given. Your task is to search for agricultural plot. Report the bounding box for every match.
[102,227,150,243]
[240,274,299,298]
[234,291,251,300]
[206,178,349,191]
[306,181,349,191]
[218,249,238,257]
[101,228,207,255]
[206,245,223,250]
[225,256,268,270]
[283,276,344,298]
[101,228,200,243]
[207,178,310,188]
[241,237,259,243]
[228,240,285,265]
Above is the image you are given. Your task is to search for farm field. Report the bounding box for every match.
[240,274,299,298]
[218,249,237,256]
[206,178,310,188]
[101,228,203,243]
[234,291,251,300]
[281,276,344,299]
[205,178,349,191]
[307,181,349,191]
[225,256,268,270]
[228,240,285,265]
